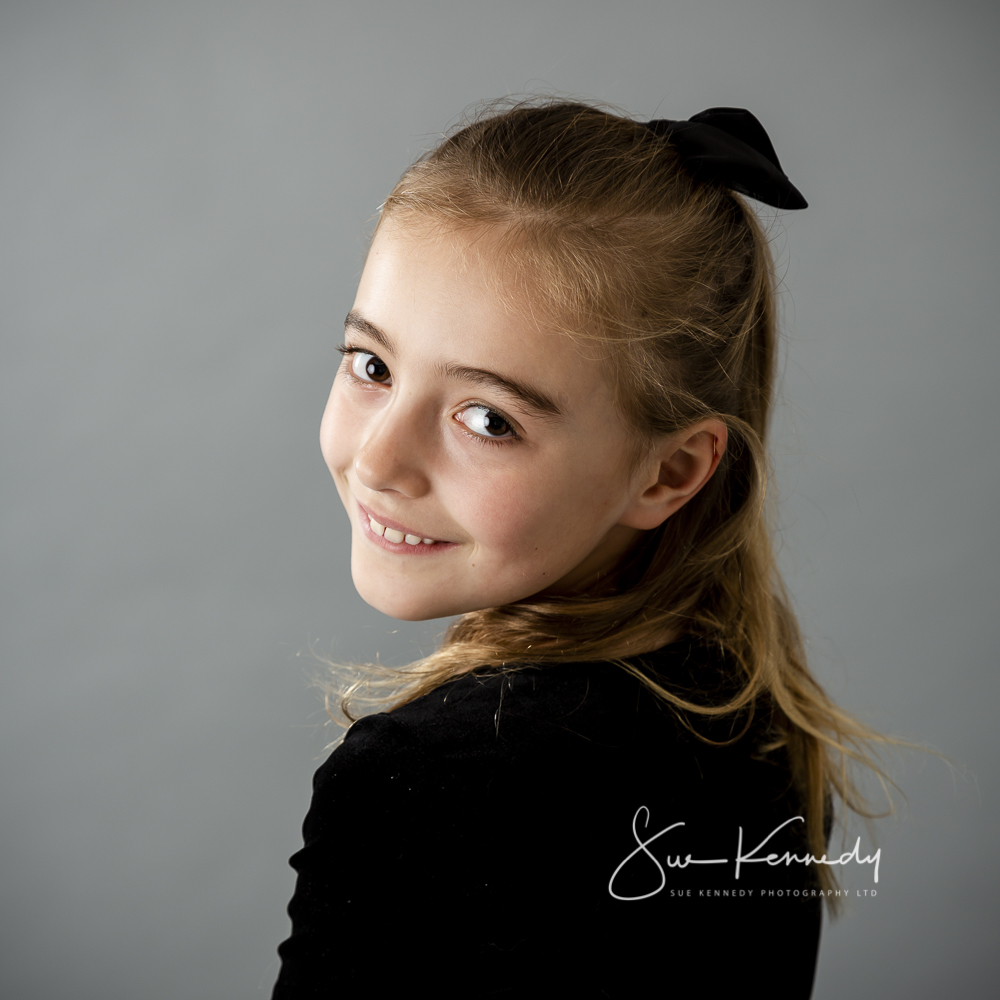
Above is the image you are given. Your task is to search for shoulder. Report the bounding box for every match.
[322,637,771,783]
[312,661,629,795]
[312,636,792,822]
[389,657,649,752]
[370,644,701,764]
[384,635,767,754]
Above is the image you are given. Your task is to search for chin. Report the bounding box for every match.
[352,575,456,622]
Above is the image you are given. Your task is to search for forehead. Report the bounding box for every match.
[353,214,613,411]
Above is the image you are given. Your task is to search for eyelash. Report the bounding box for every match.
[336,344,521,447]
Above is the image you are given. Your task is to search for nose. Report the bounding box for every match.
[353,393,433,499]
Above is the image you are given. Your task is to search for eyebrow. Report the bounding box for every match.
[345,310,395,354]
[344,310,564,419]
[438,362,563,418]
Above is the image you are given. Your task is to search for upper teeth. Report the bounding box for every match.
[369,516,436,546]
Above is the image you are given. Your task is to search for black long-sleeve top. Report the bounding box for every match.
[272,641,824,998]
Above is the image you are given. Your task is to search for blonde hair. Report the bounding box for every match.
[330,99,895,899]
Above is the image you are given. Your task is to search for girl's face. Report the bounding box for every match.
[320,216,693,621]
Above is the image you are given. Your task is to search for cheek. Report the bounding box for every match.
[446,448,621,568]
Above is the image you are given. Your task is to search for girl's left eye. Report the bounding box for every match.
[456,405,515,440]
[349,351,391,384]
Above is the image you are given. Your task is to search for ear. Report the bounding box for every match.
[618,419,728,531]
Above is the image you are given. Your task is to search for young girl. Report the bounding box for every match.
[271,100,879,999]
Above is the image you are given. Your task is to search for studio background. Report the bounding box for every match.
[1,1,996,996]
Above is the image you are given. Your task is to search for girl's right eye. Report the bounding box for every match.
[349,351,392,384]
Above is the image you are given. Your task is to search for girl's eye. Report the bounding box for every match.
[350,351,391,384]
[457,405,515,439]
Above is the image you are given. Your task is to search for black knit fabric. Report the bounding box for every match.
[272,641,823,998]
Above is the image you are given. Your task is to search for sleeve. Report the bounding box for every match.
[269,704,592,999]
[270,712,441,998]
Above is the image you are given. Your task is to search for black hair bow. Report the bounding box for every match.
[645,108,807,210]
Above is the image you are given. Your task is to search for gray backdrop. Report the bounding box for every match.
[2,1,997,996]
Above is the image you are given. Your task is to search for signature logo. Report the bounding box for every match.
[608,806,881,901]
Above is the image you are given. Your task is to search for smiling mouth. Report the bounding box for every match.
[356,501,451,551]
[367,514,437,546]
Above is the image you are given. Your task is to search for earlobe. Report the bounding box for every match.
[619,420,728,531]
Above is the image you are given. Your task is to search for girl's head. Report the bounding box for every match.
[321,100,769,639]
[325,100,894,895]
[322,213,728,621]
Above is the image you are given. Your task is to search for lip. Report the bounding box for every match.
[356,500,457,555]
